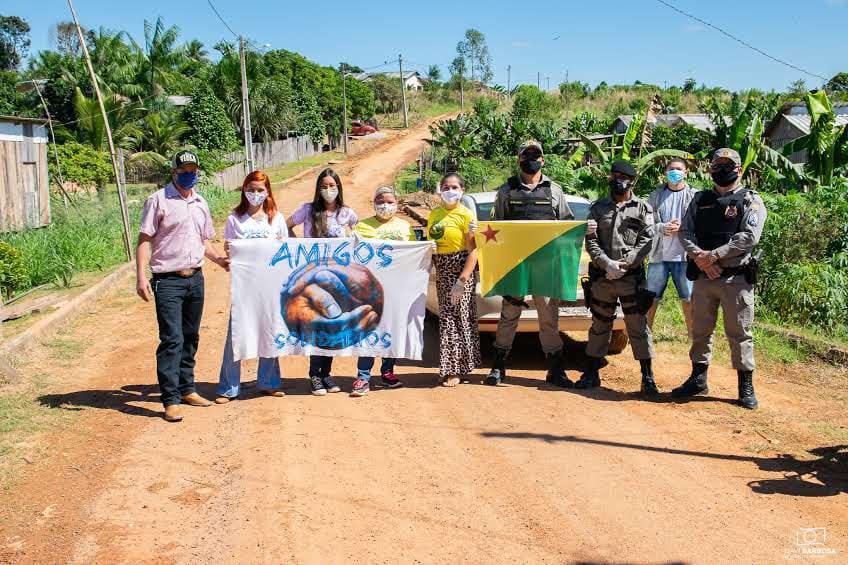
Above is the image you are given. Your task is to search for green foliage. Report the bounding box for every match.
[567,112,612,135]
[0,242,27,299]
[826,72,848,93]
[650,124,713,155]
[472,96,498,118]
[511,85,560,122]
[50,141,112,189]
[0,15,30,71]
[182,83,239,151]
[758,186,848,331]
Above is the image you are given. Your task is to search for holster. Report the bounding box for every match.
[745,251,762,285]
[686,258,700,281]
[581,276,593,309]
[636,287,656,315]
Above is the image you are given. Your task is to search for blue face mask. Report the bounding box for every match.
[667,169,686,184]
[175,171,199,190]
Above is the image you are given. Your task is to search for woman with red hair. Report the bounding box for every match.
[215,171,287,403]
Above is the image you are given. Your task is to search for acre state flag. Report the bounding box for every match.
[475,221,587,301]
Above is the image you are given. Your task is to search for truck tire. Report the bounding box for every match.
[608,329,629,355]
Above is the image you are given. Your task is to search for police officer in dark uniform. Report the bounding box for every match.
[673,148,767,409]
[486,140,575,387]
[580,160,658,393]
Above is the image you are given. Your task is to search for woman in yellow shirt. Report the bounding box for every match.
[351,186,415,397]
[426,173,481,386]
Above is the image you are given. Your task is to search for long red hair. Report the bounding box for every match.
[234,170,278,220]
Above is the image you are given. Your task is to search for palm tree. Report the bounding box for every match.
[133,17,186,96]
[73,87,139,150]
[183,39,209,64]
[132,111,190,156]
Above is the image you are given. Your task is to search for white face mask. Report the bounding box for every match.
[320,187,339,203]
[440,189,462,204]
[245,191,267,206]
[375,202,397,219]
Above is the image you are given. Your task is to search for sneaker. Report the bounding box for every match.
[310,375,327,396]
[350,379,370,397]
[322,375,341,393]
[380,372,403,388]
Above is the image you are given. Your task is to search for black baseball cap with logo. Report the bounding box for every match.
[172,150,200,169]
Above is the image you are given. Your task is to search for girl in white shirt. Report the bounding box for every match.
[216,171,287,403]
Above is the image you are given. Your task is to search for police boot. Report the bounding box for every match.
[671,363,709,398]
[639,359,659,396]
[545,351,573,388]
[485,348,508,386]
[575,357,602,389]
[737,370,758,410]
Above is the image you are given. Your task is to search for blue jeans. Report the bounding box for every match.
[647,261,692,301]
[217,314,282,398]
[356,357,396,381]
[153,271,205,407]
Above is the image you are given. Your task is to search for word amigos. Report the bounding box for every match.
[269,240,394,270]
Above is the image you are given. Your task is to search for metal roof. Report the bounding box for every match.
[0,115,48,125]
[781,113,848,135]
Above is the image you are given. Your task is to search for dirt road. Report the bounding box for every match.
[2,117,846,564]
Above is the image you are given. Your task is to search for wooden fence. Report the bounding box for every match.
[213,136,319,190]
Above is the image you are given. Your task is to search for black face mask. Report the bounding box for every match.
[519,159,542,175]
[610,178,631,195]
[711,164,739,187]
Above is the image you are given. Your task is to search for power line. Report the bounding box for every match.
[206,0,239,38]
[654,0,828,81]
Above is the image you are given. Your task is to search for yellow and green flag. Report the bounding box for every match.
[475,221,587,301]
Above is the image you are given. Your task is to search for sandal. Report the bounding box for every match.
[441,376,461,387]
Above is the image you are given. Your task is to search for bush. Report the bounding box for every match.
[182,84,240,152]
[0,242,27,299]
[50,141,112,189]
[764,262,848,330]
[511,85,560,122]
[650,124,714,156]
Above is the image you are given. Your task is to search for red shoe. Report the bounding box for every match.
[380,372,403,389]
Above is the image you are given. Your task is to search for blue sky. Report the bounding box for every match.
[13,0,848,91]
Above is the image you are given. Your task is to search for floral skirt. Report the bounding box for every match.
[433,251,481,377]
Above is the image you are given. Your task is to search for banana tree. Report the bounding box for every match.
[577,112,692,177]
[428,114,481,159]
[777,89,848,187]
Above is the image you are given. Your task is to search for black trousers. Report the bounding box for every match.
[152,270,205,406]
[308,355,333,378]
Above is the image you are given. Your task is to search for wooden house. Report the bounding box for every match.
[0,115,51,232]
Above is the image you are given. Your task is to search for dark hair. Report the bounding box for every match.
[667,157,689,169]
[234,170,277,220]
[440,172,465,188]
[312,168,344,237]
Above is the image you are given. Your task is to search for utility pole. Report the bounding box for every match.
[340,64,348,153]
[398,54,409,128]
[459,60,464,109]
[67,0,131,261]
[537,71,540,89]
[239,36,255,172]
[507,65,511,99]
[546,75,550,92]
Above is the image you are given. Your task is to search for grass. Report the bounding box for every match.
[651,294,839,367]
[394,162,509,195]
[265,151,345,185]
[376,95,460,129]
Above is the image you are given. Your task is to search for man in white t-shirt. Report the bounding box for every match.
[646,158,697,336]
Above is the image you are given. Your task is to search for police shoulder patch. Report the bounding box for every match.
[747,213,759,227]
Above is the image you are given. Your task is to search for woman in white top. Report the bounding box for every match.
[216,170,287,403]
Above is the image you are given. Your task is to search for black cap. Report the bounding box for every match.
[172,150,200,169]
[610,160,637,177]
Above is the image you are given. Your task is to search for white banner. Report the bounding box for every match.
[229,237,434,361]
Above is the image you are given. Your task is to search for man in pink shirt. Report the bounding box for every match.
[136,150,229,422]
